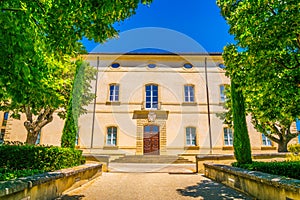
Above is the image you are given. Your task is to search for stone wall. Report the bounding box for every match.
[204,163,300,200]
[0,163,102,200]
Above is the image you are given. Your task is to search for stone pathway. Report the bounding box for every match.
[58,164,254,200]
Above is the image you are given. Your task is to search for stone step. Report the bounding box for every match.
[111,155,193,164]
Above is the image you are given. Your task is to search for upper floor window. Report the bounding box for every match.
[107,126,117,146]
[183,63,193,69]
[2,112,8,126]
[111,63,120,68]
[109,84,119,102]
[145,84,158,109]
[220,85,226,102]
[224,127,233,146]
[186,127,196,146]
[262,134,272,146]
[184,85,195,102]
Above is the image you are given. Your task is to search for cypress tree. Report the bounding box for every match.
[231,80,252,164]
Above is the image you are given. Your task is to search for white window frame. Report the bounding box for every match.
[262,134,272,146]
[220,85,226,102]
[106,127,117,146]
[145,84,158,109]
[224,127,233,146]
[109,84,119,102]
[35,131,41,145]
[186,127,196,146]
[184,85,195,103]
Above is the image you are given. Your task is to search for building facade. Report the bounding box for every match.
[2,53,290,157]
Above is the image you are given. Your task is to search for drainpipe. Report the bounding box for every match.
[91,56,99,148]
[205,57,213,154]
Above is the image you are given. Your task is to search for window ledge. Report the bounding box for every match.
[182,102,197,106]
[261,146,276,150]
[106,101,121,106]
[184,146,200,150]
[222,146,234,150]
[103,146,119,150]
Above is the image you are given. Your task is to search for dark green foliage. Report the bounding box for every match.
[231,80,252,164]
[0,168,44,181]
[61,97,77,148]
[0,144,85,172]
[233,161,300,180]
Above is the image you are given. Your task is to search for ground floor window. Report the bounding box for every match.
[36,131,41,145]
[0,129,5,144]
[262,134,272,146]
[107,127,117,146]
[186,127,196,146]
[224,127,233,146]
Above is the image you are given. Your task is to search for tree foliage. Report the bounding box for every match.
[231,80,252,164]
[61,60,96,148]
[0,0,152,144]
[217,0,300,152]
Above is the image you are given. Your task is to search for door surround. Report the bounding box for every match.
[136,119,166,155]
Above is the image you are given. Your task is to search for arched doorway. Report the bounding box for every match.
[143,125,160,155]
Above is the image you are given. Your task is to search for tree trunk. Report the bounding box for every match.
[25,128,40,145]
[24,107,54,145]
[277,140,289,152]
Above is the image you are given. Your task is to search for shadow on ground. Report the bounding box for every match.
[177,179,253,200]
[56,194,85,200]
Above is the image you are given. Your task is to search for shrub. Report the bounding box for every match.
[0,144,86,172]
[232,161,300,180]
[287,144,300,161]
[0,168,44,181]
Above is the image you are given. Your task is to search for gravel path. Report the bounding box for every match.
[58,172,254,200]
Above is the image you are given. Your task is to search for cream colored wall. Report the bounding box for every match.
[79,53,271,155]
[3,112,63,146]
[2,53,294,155]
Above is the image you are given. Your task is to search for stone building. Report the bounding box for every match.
[2,53,289,158]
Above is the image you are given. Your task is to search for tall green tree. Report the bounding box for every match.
[61,60,96,148]
[217,0,300,152]
[0,0,152,144]
[231,80,252,164]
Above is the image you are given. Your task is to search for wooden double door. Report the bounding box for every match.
[143,125,160,155]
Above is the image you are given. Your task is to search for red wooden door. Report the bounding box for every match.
[143,125,160,155]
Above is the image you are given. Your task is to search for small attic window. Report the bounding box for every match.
[147,64,157,68]
[183,63,193,69]
[111,63,120,68]
[218,63,226,69]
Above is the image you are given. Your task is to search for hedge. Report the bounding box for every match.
[232,161,300,180]
[0,144,85,172]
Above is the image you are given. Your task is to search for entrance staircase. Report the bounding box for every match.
[111,155,193,164]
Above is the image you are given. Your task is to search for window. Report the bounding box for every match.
[109,84,119,102]
[147,64,156,68]
[184,85,195,102]
[2,112,8,126]
[75,132,79,146]
[262,134,272,146]
[186,127,196,146]
[220,85,226,102]
[106,127,117,146]
[0,129,5,144]
[145,84,158,109]
[111,63,120,68]
[35,131,41,145]
[183,63,193,69]
[224,128,233,146]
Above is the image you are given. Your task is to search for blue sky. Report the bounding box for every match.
[82,0,234,53]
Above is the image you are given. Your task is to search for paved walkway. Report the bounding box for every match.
[58,164,253,200]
